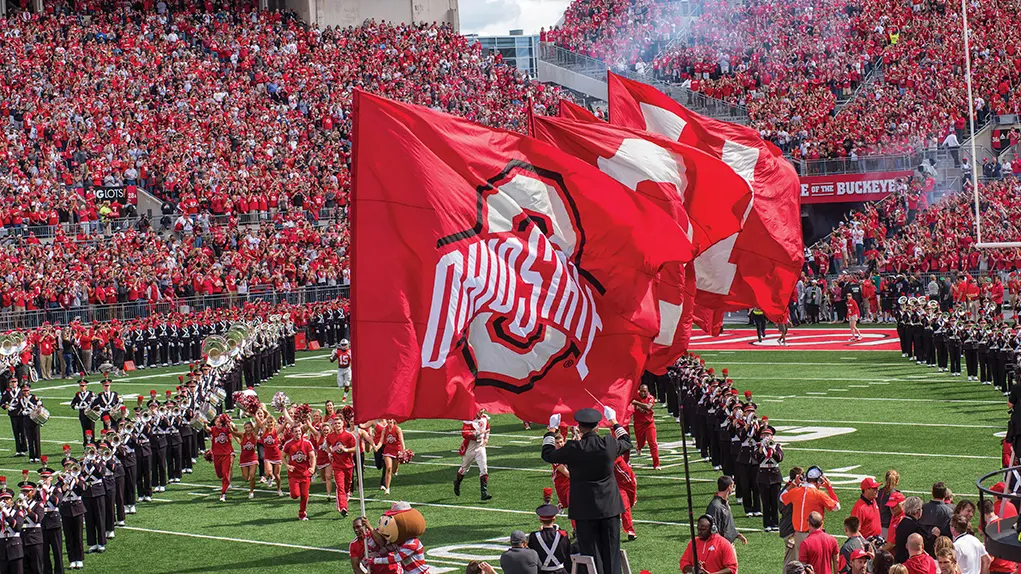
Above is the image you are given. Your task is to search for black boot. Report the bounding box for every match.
[453,473,463,497]
[480,474,492,501]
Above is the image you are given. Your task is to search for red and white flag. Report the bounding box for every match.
[531,115,753,367]
[351,91,694,423]
[607,73,803,323]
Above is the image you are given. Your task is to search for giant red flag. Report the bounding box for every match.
[559,100,600,122]
[531,115,753,367]
[351,91,694,424]
[607,72,803,323]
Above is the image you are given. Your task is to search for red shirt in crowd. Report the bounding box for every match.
[798,529,839,574]
[679,533,737,574]
[903,552,938,574]
[850,496,881,538]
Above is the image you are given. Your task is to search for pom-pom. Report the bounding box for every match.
[232,391,262,416]
[293,403,313,424]
[397,449,415,464]
[203,450,213,463]
[270,392,291,413]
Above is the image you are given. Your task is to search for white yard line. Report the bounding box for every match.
[767,418,1002,429]
[755,394,1004,405]
[784,447,998,460]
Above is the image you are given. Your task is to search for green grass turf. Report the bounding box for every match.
[7,347,1008,573]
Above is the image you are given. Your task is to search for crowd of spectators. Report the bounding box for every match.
[1,0,567,223]
[0,218,348,329]
[543,0,691,68]
[548,0,1021,159]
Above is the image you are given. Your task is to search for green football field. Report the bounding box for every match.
[4,344,1007,573]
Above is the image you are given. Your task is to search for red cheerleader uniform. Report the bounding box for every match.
[261,429,282,464]
[239,433,259,467]
[327,430,357,513]
[382,425,402,458]
[552,463,570,509]
[210,426,235,495]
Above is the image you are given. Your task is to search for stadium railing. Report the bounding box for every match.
[792,148,952,176]
[2,206,347,242]
[0,284,350,331]
[537,42,750,123]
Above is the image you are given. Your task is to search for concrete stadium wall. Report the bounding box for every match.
[284,0,459,31]
[536,60,608,101]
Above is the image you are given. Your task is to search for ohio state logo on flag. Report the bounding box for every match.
[422,161,603,393]
[351,91,693,423]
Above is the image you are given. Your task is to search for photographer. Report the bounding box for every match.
[780,466,840,565]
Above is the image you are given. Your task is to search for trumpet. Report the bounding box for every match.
[140,411,152,425]
[100,447,114,462]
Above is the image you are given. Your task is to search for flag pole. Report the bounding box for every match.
[355,428,367,519]
[674,373,701,574]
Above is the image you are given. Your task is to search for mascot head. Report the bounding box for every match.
[376,501,427,545]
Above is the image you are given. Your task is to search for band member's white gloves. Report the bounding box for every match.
[603,406,616,421]
[548,414,561,429]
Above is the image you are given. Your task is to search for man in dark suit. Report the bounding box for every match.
[541,407,631,574]
[893,496,934,563]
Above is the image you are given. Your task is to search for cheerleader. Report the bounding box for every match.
[205,415,242,503]
[551,434,570,511]
[239,422,260,499]
[380,419,404,495]
[325,419,357,516]
[259,415,284,496]
[310,419,333,498]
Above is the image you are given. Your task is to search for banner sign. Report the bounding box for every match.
[92,185,138,205]
[799,171,913,204]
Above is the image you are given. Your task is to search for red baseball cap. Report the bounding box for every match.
[991,481,1007,493]
[886,491,906,507]
[849,548,873,561]
[861,477,880,490]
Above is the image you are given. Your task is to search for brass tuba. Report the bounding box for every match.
[202,336,230,369]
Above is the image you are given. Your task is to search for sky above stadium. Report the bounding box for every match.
[460,0,569,36]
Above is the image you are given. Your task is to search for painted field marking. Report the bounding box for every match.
[754,394,1002,405]
[806,392,828,395]
[827,389,849,392]
[784,447,997,460]
[767,418,1002,429]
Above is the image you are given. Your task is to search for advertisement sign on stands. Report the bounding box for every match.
[800,171,913,204]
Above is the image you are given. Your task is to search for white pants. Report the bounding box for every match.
[337,368,351,390]
[458,441,488,476]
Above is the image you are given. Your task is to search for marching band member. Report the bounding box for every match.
[37,461,63,574]
[70,379,95,448]
[114,429,137,517]
[147,396,168,493]
[18,472,44,574]
[129,407,153,504]
[90,380,121,431]
[329,340,352,403]
[0,479,25,574]
[630,384,660,470]
[59,450,86,570]
[239,422,260,499]
[207,415,242,503]
[282,425,315,521]
[2,381,26,457]
[756,422,785,532]
[166,400,183,484]
[17,384,43,464]
[527,504,572,574]
[80,446,107,555]
[453,409,492,501]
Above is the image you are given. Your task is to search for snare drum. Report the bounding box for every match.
[85,407,102,422]
[30,406,50,426]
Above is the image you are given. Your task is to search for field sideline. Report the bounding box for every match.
[3,334,1008,573]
